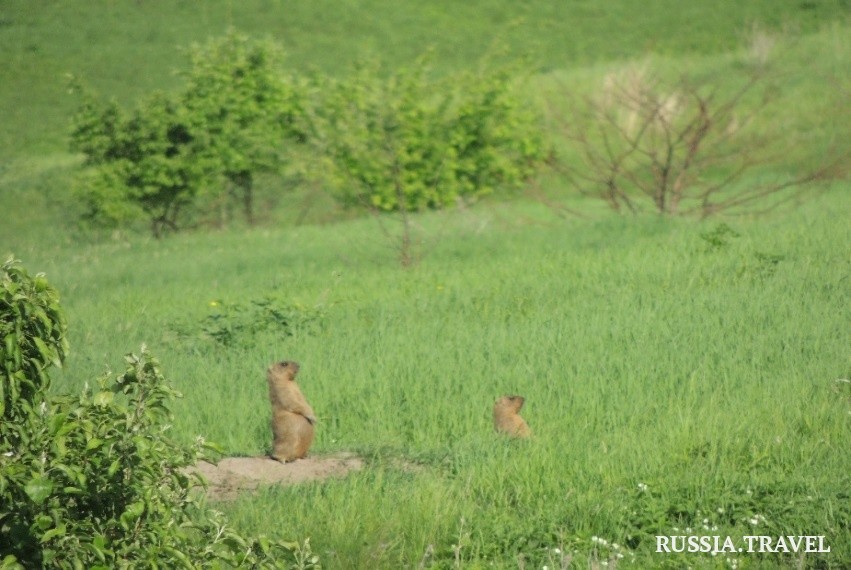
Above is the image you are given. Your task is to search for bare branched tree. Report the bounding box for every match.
[550,65,843,218]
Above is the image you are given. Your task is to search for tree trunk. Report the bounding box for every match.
[230,171,255,225]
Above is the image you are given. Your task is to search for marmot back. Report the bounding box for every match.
[267,360,316,462]
[493,395,531,438]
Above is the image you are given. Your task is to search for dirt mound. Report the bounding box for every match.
[190,452,363,501]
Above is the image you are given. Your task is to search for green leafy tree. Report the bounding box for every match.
[182,30,307,226]
[313,58,545,214]
[69,33,544,241]
[0,259,319,569]
[447,66,547,202]
[70,89,210,237]
[314,59,452,212]
[308,57,546,265]
[70,31,306,235]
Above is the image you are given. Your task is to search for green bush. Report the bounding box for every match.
[182,30,308,226]
[171,294,326,349]
[310,57,547,212]
[69,32,546,237]
[0,259,319,569]
[69,31,307,236]
[70,90,208,237]
[0,257,68,443]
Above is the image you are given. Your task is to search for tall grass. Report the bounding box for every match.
[20,190,845,567]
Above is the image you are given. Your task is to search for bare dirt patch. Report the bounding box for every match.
[190,452,364,501]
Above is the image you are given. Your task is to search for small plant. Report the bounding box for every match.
[179,295,326,348]
[748,251,785,277]
[588,535,627,568]
[700,223,740,250]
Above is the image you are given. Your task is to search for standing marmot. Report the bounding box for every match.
[267,360,316,462]
[493,395,531,438]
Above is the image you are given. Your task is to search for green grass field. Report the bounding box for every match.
[1,1,850,568]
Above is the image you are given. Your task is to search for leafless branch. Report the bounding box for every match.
[546,66,844,217]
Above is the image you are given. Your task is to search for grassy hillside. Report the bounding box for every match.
[2,1,850,568]
[0,0,848,158]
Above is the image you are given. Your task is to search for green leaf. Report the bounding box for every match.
[34,514,53,530]
[33,337,53,365]
[49,413,68,435]
[89,533,113,563]
[93,534,107,550]
[1,554,25,570]
[24,475,54,504]
[3,333,17,360]
[93,391,113,406]
[161,547,193,568]
[119,501,145,530]
[39,524,67,543]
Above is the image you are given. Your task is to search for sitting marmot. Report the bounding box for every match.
[267,360,316,462]
[493,395,531,438]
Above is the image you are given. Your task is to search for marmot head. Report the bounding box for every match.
[495,395,525,413]
[268,360,300,380]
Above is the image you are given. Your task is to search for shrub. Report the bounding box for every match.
[171,295,326,349]
[69,31,307,236]
[0,259,319,568]
[69,32,546,241]
[0,257,68,446]
[307,56,546,265]
[70,89,209,237]
[311,57,546,213]
[181,29,308,226]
